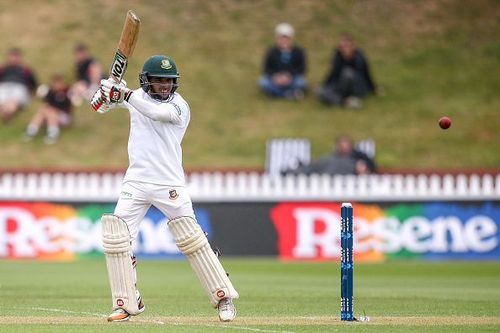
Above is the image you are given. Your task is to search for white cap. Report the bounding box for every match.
[275,23,294,38]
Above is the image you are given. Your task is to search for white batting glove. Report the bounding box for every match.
[90,89,112,114]
[100,78,133,104]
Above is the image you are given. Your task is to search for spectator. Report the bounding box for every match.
[0,48,37,122]
[69,43,103,106]
[259,23,307,100]
[317,33,376,108]
[24,74,72,144]
[286,135,376,175]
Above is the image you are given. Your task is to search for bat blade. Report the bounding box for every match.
[118,10,140,58]
[109,10,141,83]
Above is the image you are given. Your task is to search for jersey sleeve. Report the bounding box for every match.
[165,98,190,127]
[126,90,189,126]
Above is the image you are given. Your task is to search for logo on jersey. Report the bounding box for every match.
[170,103,182,115]
[121,191,132,198]
[169,189,179,200]
[161,59,172,70]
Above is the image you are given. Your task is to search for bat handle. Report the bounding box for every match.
[110,75,121,84]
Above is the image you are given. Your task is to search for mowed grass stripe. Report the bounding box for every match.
[1,315,500,326]
[1,260,499,333]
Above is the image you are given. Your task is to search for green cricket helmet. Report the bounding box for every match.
[139,55,180,101]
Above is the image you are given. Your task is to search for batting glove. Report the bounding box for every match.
[90,89,112,114]
[101,78,133,104]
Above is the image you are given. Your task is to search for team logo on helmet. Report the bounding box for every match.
[161,59,172,70]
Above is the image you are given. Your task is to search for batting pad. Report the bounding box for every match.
[168,216,239,307]
[101,214,140,314]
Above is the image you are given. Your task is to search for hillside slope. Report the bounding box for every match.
[0,0,499,170]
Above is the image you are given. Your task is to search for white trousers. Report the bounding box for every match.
[114,180,195,242]
[0,82,30,106]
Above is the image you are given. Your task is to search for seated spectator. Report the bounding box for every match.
[0,48,37,122]
[69,43,103,106]
[285,135,376,175]
[259,23,307,100]
[317,33,376,108]
[24,74,72,144]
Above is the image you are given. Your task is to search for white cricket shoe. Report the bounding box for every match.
[107,308,131,322]
[218,298,236,322]
[107,292,145,322]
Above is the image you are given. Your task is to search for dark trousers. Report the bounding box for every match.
[317,68,370,106]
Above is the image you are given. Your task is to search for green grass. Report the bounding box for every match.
[0,0,499,170]
[0,259,499,332]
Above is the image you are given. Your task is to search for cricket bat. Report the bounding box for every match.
[91,10,140,111]
[109,10,141,83]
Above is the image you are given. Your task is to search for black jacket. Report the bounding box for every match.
[263,46,306,76]
[0,65,37,91]
[286,149,376,176]
[323,48,375,93]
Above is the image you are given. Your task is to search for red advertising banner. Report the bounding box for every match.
[271,202,383,261]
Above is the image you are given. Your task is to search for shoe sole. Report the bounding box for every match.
[219,317,236,322]
[108,301,145,322]
[219,315,237,322]
[107,315,130,322]
[219,310,237,322]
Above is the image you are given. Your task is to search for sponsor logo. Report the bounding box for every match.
[161,59,172,69]
[169,189,179,200]
[170,103,182,115]
[216,290,226,298]
[111,90,120,101]
[111,52,128,81]
[121,191,132,198]
[117,299,124,307]
[271,203,500,261]
[0,203,213,260]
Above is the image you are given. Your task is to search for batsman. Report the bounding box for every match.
[91,55,239,322]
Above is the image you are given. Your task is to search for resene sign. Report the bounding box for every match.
[270,202,500,261]
[0,201,498,261]
[0,202,211,260]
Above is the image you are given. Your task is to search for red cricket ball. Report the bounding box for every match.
[439,116,451,129]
